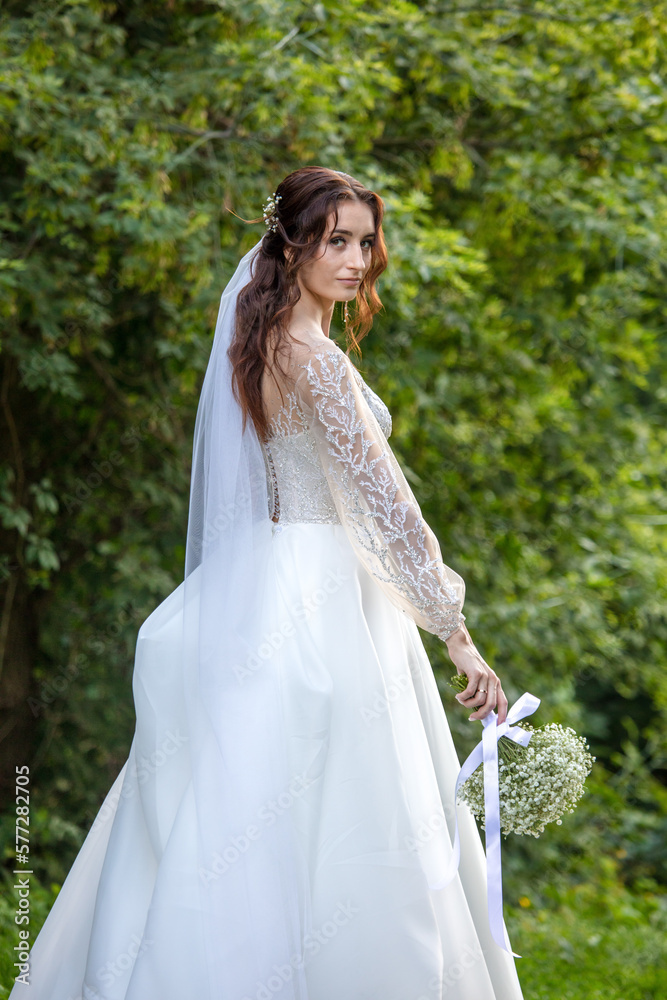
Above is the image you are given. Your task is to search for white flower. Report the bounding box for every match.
[456,723,595,838]
[262,192,282,233]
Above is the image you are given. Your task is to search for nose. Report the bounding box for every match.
[347,242,366,274]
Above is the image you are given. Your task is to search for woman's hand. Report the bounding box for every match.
[444,621,508,724]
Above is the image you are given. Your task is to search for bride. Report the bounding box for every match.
[10,166,523,1000]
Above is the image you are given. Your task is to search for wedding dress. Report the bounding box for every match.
[9,331,523,1000]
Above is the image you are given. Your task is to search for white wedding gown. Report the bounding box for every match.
[10,336,523,1000]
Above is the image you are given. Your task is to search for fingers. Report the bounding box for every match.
[454,668,491,707]
[467,677,497,721]
[496,686,509,725]
[455,670,484,704]
[449,641,508,724]
[454,658,489,708]
[457,670,507,724]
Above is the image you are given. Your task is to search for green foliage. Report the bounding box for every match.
[0,870,59,997]
[505,871,667,1000]
[1,0,666,993]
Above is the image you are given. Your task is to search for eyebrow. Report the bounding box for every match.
[331,228,376,239]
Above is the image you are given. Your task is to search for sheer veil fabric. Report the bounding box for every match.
[9,235,524,1000]
[10,238,312,998]
[156,235,311,996]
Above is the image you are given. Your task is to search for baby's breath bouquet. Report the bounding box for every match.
[450,674,595,838]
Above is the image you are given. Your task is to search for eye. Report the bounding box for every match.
[329,237,375,249]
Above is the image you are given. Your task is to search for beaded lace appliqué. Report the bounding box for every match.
[292,347,464,641]
[262,364,392,527]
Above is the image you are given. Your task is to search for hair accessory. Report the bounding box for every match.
[262,192,282,232]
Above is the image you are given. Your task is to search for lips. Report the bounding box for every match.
[338,278,361,285]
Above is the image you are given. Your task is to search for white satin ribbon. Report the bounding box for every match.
[429,691,541,957]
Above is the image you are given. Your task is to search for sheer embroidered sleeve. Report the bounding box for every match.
[290,337,466,642]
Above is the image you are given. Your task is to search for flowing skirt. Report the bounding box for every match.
[10,522,523,1000]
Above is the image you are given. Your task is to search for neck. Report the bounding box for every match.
[289,280,336,338]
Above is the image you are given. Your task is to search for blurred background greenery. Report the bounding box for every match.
[1,1,666,996]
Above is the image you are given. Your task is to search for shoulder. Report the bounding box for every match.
[284,332,350,379]
[281,334,360,411]
[284,329,339,360]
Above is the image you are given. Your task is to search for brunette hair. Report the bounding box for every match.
[228,166,388,441]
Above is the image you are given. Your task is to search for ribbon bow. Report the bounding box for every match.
[429,691,540,957]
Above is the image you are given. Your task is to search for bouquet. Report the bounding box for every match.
[449,674,595,838]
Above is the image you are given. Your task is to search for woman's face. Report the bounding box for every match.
[297,199,376,304]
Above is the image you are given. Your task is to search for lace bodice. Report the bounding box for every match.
[259,336,466,642]
[262,364,392,527]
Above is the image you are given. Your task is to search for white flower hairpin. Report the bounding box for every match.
[262,192,282,233]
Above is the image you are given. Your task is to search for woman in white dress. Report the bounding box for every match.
[10,167,523,1000]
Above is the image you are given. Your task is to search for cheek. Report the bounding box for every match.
[314,253,338,284]
[301,247,340,291]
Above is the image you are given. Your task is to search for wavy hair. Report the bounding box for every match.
[228,166,388,441]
